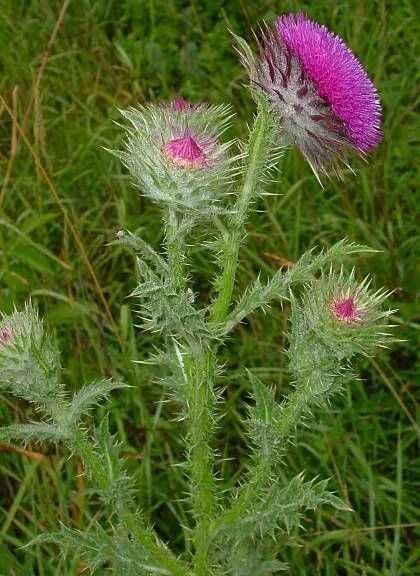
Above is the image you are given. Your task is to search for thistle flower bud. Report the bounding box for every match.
[292,269,394,364]
[287,270,394,400]
[239,13,382,179]
[331,296,363,324]
[0,304,62,404]
[117,99,236,215]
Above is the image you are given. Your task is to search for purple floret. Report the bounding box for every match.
[277,14,382,152]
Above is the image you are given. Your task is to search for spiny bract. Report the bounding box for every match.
[117,99,237,215]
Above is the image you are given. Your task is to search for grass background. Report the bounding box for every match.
[0,0,418,574]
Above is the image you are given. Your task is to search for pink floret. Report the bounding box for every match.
[165,134,206,167]
[277,14,382,152]
[171,97,192,111]
[332,297,361,323]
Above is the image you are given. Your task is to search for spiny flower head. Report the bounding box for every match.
[301,269,394,358]
[277,15,382,153]
[0,304,62,402]
[239,14,382,179]
[117,98,236,215]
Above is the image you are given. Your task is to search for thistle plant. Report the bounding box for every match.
[1,13,396,575]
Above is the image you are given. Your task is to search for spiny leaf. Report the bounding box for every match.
[92,416,136,506]
[110,229,169,276]
[245,370,284,455]
[221,239,375,336]
[0,422,67,444]
[67,378,128,423]
[28,523,114,572]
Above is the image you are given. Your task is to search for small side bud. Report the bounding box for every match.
[288,269,395,395]
[310,270,393,354]
[0,304,62,405]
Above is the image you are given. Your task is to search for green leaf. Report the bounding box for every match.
[0,422,66,444]
[90,417,135,506]
[110,229,169,275]
[245,370,284,454]
[67,378,128,423]
[256,474,352,534]
[28,523,114,572]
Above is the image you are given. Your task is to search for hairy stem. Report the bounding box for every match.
[166,206,186,292]
[183,343,217,575]
[164,203,217,571]
[210,99,272,324]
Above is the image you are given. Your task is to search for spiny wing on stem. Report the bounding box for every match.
[218,239,377,336]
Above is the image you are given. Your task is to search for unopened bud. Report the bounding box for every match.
[0,304,62,404]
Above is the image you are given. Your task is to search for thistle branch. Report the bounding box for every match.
[180,341,218,575]
[163,200,218,572]
[210,96,274,324]
[220,239,374,336]
[212,377,309,533]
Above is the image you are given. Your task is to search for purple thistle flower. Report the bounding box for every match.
[164,133,208,168]
[331,296,363,324]
[245,14,382,178]
[277,15,382,151]
[325,270,393,333]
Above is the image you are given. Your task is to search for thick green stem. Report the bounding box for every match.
[210,100,272,324]
[164,204,217,572]
[183,344,217,575]
[166,206,186,292]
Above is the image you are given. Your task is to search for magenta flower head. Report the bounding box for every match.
[164,133,206,168]
[240,14,382,178]
[332,296,362,324]
[164,130,217,170]
[117,98,235,215]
